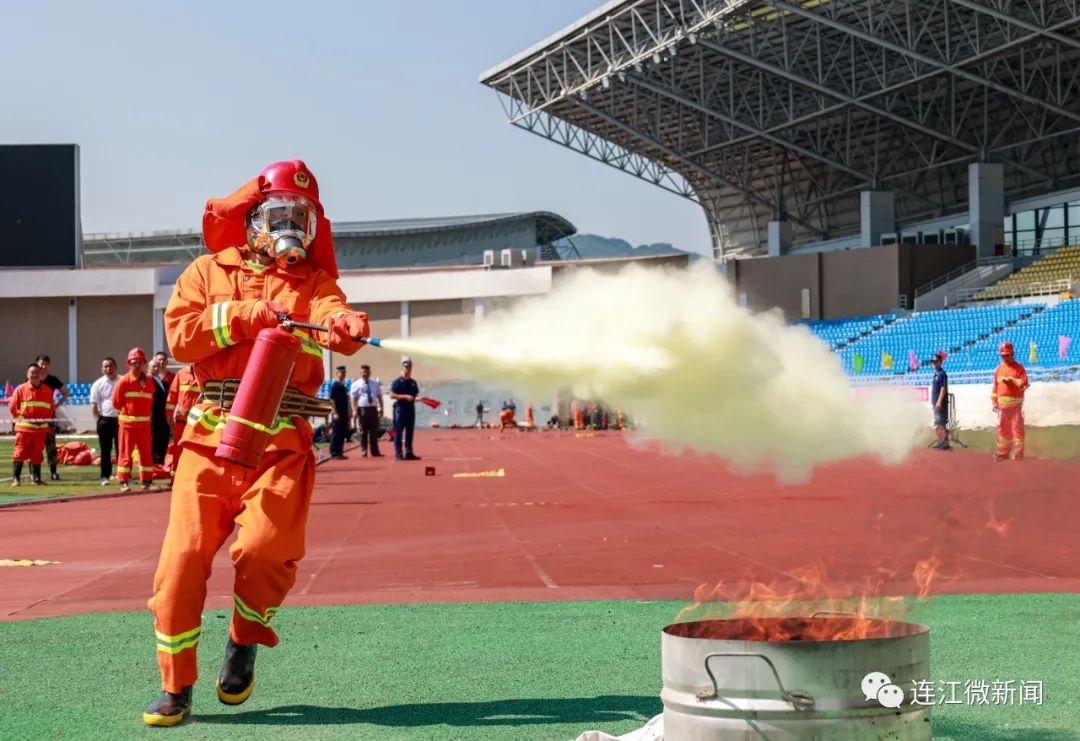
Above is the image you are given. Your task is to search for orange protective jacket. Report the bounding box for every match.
[992,360,1029,407]
[166,366,200,423]
[112,372,156,423]
[164,247,354,454]
[8,383,55,432]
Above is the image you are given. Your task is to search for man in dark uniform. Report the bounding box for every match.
[390,359,420,460]
[930,351,950,451]
[329,366,350,460]
[35,354,70,481]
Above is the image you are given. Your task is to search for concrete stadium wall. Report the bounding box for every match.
[727,253,823,320]
[76,296,154,381]
[0,297,69,384]
[729,244,975,320]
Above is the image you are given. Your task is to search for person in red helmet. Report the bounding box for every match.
[991,341,1029,461]
[142,161,370,727]
[112,348,156,491]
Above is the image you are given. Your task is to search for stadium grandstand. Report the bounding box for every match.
[481,0,1080,400]
[82,212,581,268]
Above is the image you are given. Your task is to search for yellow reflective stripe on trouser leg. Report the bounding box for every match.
[211,301,235,349]
[234,594,279,627]
[155,626,201,654]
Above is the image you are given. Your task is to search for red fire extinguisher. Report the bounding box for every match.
[216,327,300,469]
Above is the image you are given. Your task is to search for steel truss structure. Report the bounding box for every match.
[481,0,1080,260]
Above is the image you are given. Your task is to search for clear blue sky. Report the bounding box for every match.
[2,0,712,255]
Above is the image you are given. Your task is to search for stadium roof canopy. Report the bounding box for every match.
[82,211,576,265]
[481,0,1080,259]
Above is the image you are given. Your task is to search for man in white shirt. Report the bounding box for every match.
[90,357,121,485]
[350,365,384,457]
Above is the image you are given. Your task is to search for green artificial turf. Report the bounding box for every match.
[0,595,1077,740]
[0,437,135,504]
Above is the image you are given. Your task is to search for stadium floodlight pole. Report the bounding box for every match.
[276,314,383,347]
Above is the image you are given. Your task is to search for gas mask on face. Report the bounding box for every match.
[246,194,317,267]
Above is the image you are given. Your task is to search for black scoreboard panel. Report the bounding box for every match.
[0,144,80,268]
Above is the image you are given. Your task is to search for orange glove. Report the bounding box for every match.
[250,300,289,332]
[327,311,370,354]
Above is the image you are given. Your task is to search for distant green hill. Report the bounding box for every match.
[553,234,694,260]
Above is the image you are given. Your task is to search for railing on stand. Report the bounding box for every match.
[912,255,1013,299]
[956,278,1073,304]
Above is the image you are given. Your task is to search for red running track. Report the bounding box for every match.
[2,430,1078,622]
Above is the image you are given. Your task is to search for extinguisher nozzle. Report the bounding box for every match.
[361,337,382,347]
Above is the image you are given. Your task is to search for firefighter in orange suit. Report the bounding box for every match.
[143,160,369,727]
[8,363,56,486]
[164,366,200,472]
[992,341,1029,461]
[113,348,156,490]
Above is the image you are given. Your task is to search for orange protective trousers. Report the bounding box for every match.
[118,422,154,484]
[12,430,47,464]
[148,444,315,693]
[996,404,1025,458]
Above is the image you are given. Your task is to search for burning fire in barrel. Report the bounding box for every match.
[660,557,943,739]
[661,615,931,739]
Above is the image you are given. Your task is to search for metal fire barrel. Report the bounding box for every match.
[661,617,931,740]
[216,327,300,469]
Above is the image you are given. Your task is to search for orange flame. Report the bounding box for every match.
[677,557,943,642]
[986,500,1013,536]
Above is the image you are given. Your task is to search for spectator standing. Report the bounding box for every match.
[930,352,950,451]
[350,364,383,457]
[154,352,176,388]
[35,354,70,481]
[8,363,55,486]
[149,355,172,465]
[329,366,350,459]
[390,359,421,460]
[90,357,121,485]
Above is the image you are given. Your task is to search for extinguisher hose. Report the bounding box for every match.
[276,314,383,347]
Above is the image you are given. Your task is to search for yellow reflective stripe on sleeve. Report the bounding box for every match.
[292,329,323,359]
[188,408,227,432]
[211,301,235,349]
[20,401,52,409]
[179,384,201,393]
[233,594,279,626]
[119,415,151,423]
[165,404,176,411]
[124,392,153,399]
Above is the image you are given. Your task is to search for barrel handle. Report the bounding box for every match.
[809,610,859,619]
[698,652,815,713]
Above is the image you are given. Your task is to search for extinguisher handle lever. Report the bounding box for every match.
[277,315,383,348]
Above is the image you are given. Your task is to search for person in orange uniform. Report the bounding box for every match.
[164,366,200,472]
[991,341,1029,461]
[525,404,534,429]
[8,363,56,486]
[112,348,157,491]
[142,160,369,727]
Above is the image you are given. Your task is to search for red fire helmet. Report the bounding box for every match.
[127,347,148,366]
[257,160,321,211]
[998,341,1014,356]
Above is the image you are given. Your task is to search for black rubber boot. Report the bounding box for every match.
[49,464,60,481]
[30,464,44,485]
[12,461,23,486]
[216,637,257,705]
[143,686,193,727]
